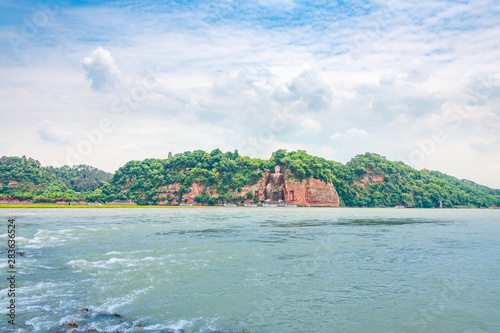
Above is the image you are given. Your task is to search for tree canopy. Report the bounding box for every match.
[1,151,499,207]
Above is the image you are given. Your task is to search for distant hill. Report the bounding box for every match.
[337,153,499,208]
[1,151,499,207]
[0,156,110,200]
[47,165,112,192]
[0,156,68,199]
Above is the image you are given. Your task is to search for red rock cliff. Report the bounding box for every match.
[283,176,340,207]
[240,166,339,207]
[155,165,340,207]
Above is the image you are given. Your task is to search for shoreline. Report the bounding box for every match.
[0,204,488,209]
[0,204,207,208]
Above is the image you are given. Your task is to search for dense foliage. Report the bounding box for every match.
[0,156,69,200]
[0,156,110,201]
[267,150,500,207]
[104,149,268,204]
[1,151,499,207]
[48,165,112,192]
[337,153,500,207]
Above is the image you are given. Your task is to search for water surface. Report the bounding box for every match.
[1,208,499,332]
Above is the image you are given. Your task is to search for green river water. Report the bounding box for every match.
[1,208,499,332]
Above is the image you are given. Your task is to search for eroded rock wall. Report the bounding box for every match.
[155,167,340,207]
[284,177,340,207]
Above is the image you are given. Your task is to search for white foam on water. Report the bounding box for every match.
[28,264,56,270]
[105,249,156,256]
[58,314,87,325]
[106,257,128,265]
[74,226,102,231]
[91,257,128,269]
[158,317,223,333]
[24,304,52,313]
[0,307,10,315]
[17,281,78,309]
[167,318,201,330]
[94,286,153,314]
[19,281,58,292]
[25,228,80,249]
[104,322,134,332]
[11,327,29,333]
[67,257,136,270]
[25,316,58,332]
[140,323,173,331]
[67,259,90,269]
[68,255,170,270]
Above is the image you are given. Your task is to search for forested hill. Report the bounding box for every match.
[47,165,112,192]
[102,150,499,207]
[337,153,500,207]
[1,151,499,207]
[0,156,111,200]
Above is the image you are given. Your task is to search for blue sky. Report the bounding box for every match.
[1,0,500,188]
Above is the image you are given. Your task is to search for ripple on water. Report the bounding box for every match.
[2,208,499,333]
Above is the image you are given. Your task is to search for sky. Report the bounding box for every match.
[1,0,499,188]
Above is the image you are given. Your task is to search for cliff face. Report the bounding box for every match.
[0,180,20,186]
[156,165,340,207]
[265,166,339,206]
[284,177,340,207]
[157,182,211,205]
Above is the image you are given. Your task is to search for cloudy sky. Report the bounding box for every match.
[1,0,499,188]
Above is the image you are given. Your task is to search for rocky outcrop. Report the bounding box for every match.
[157,181,214,205]
[284,177,340,207]
[359,173,384,185]
[240,175,267,202]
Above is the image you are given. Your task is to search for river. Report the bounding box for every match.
[1,208,499,332]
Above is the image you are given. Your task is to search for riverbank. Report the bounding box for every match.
[0,204,488,209]
[0,204,208,208]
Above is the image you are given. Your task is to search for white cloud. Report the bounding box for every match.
[257,0,295,9]
[299,116,322,132]
[36,120,73,144]
[379,72,398,86]
[123,143,139,151]
[346,128,370,138]
[286,69,333,112]
[331,128,370,140]
[330,132,344,139]
[82,47,122,92]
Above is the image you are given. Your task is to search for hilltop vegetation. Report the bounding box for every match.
[1,150,499,208]
[47,165,112,192]
[0,156,68,199]
[336,153,499,208]
[0,156,111,201]
[102,149,267,205]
